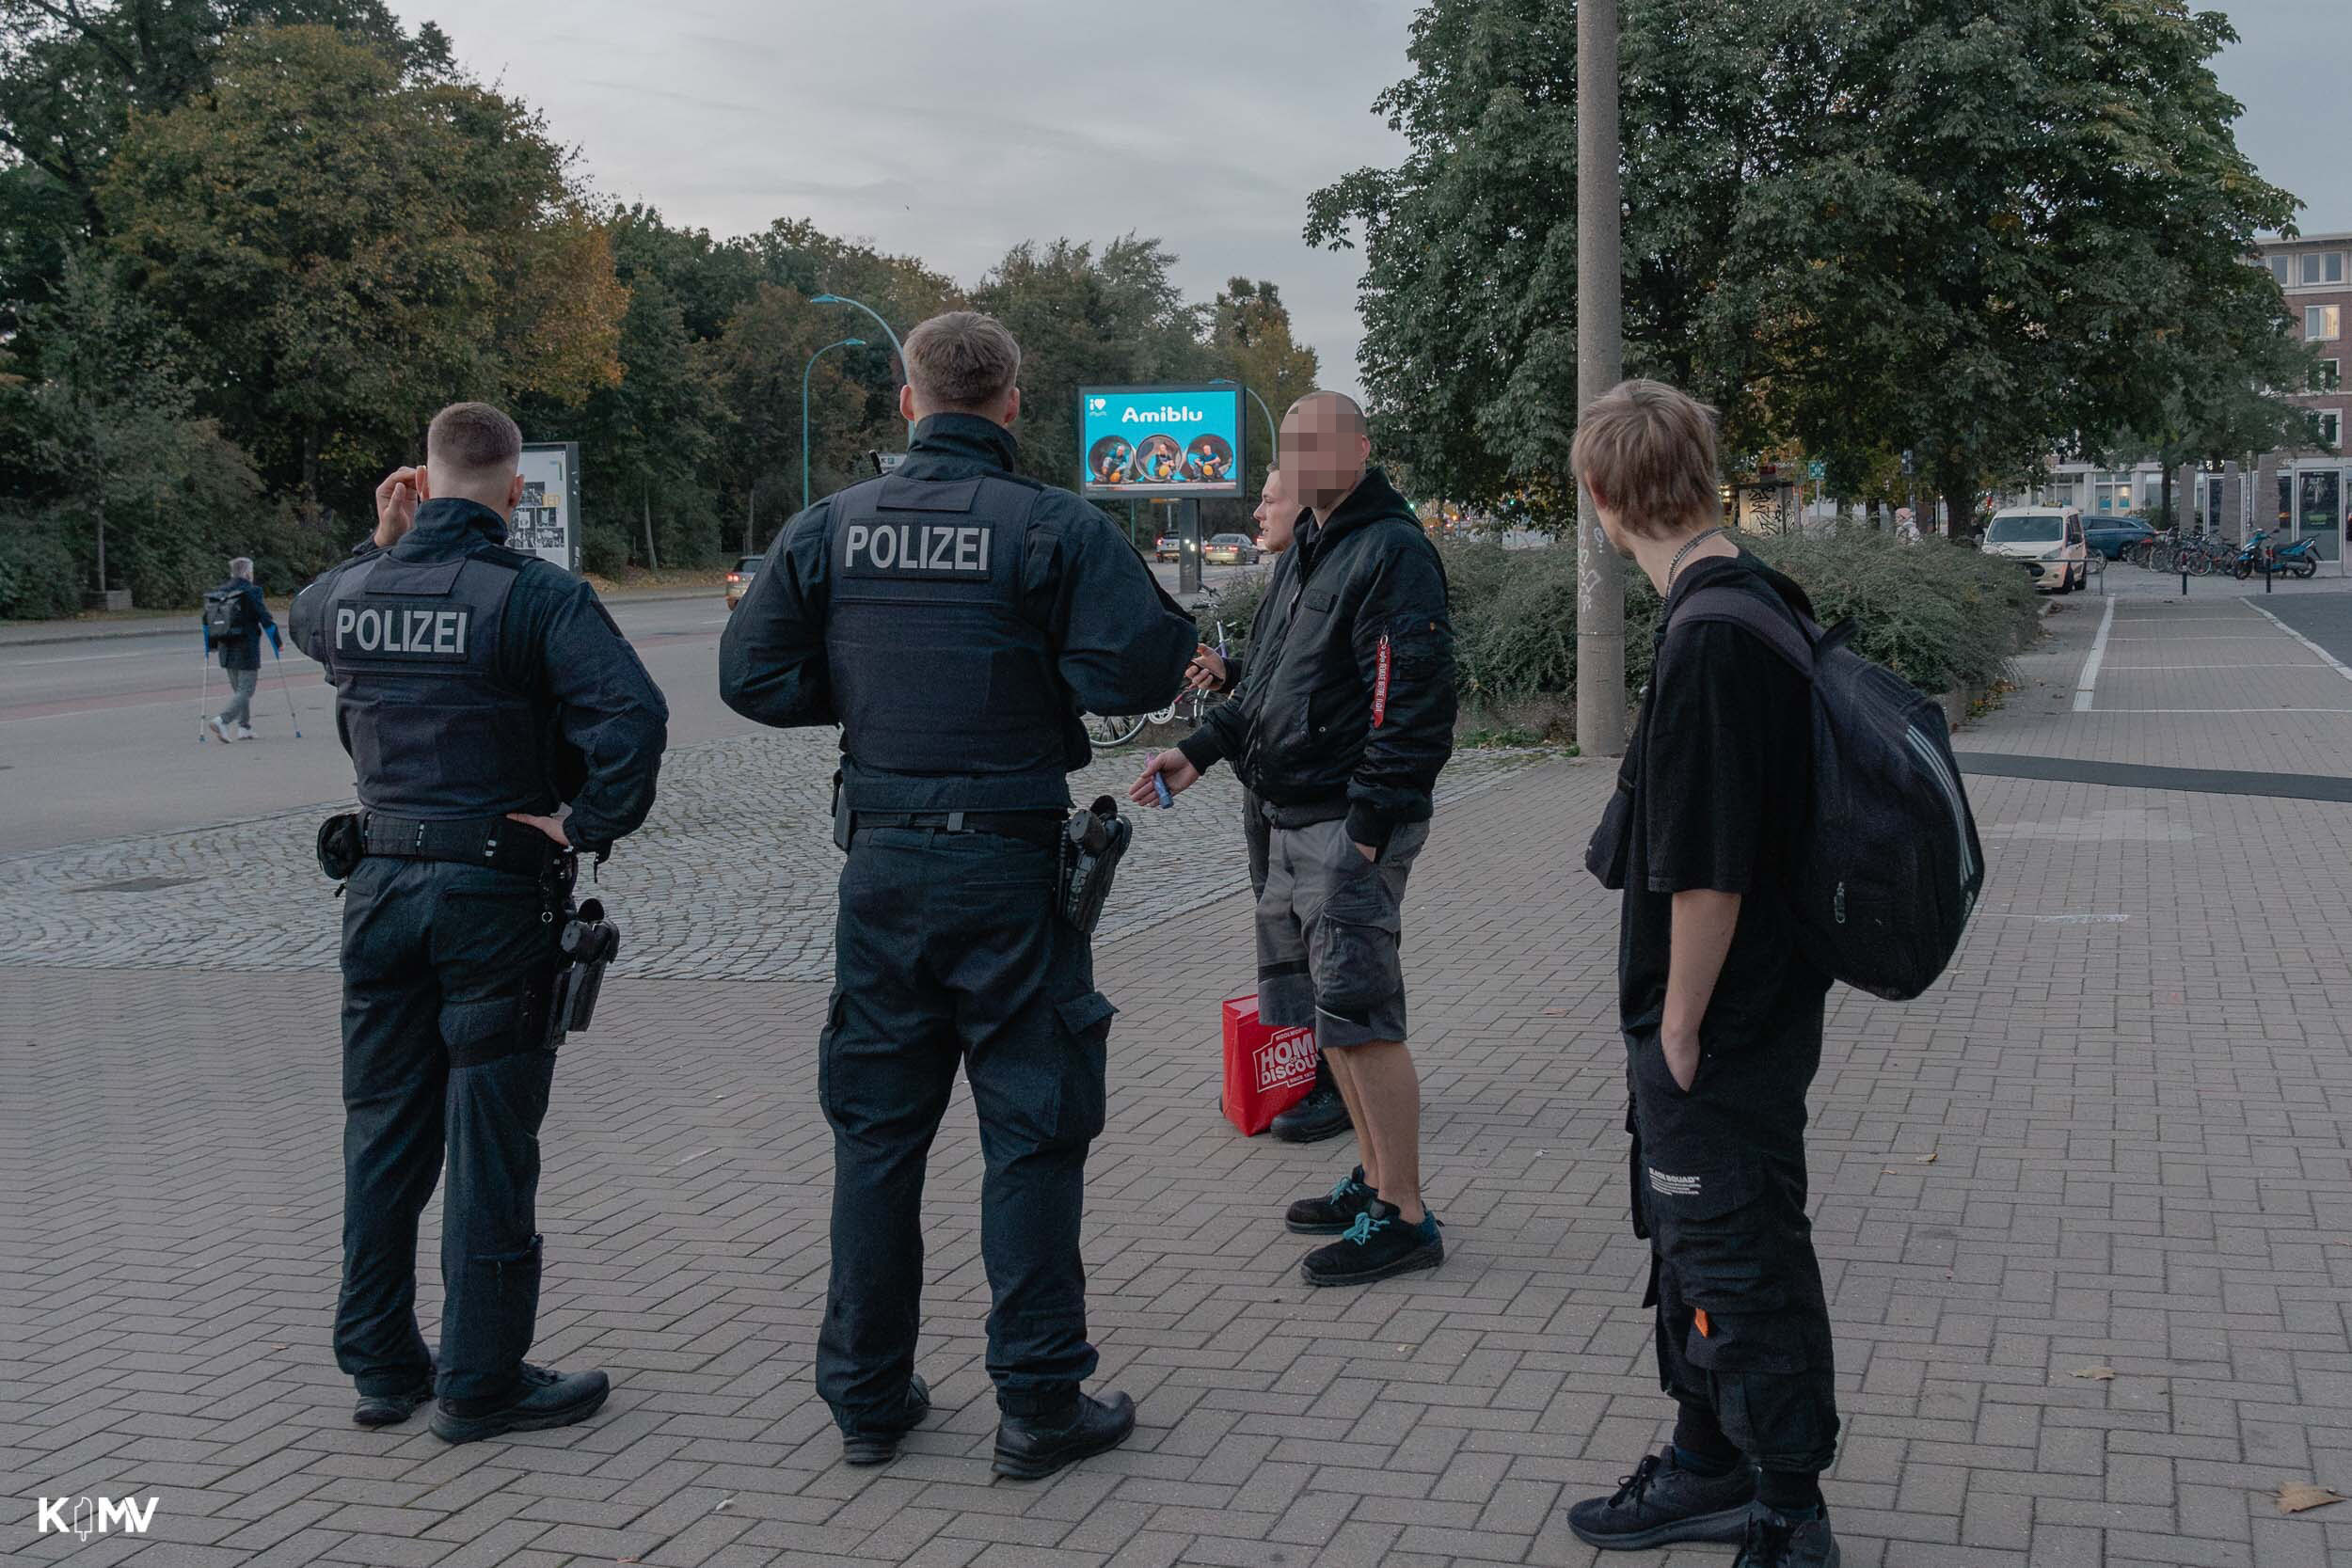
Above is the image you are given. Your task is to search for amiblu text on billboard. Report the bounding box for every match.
[1077,384,1246,499]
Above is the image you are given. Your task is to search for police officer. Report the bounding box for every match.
[293,403,669,1446]
[720,311,1194,1478]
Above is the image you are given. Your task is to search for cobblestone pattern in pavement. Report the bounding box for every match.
[11,604,2352,1568]
[0,728,1541,979]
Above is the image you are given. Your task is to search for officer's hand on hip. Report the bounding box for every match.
[1184,645,1226,692]
[1127,750,1200,807]
[505,812,569,847]
[373,467,421,546]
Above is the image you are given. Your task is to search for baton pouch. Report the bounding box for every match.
[316,811,364,881]
[545,897,621,1047]
[1058,795,1132,937]
[832,769,851,852]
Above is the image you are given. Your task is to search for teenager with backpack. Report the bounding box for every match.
[1568,380,1849,1568]
[201,557,279,742]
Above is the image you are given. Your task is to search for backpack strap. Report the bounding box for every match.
[1671,583,1818,678]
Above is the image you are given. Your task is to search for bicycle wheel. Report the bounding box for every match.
[1082,711,1148,747]
[2186,548,2213,578]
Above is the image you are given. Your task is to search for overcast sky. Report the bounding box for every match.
[390,1,2345,401]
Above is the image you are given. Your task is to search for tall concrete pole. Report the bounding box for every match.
[1575,0,1629,756]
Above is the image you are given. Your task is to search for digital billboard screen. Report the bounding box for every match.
[1077,384,1246,499]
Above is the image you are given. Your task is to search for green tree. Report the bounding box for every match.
[1208,277,1319,499]
[97,23,622,515]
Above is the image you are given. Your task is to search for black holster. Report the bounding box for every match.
[545,897,620,1047]
[316,811,364,881]
[832,769,851,852]
[1058,795,1132,937]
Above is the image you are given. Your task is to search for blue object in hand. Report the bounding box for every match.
[1152,771,1173,810]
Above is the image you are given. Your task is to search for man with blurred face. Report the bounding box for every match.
[1134,393,1457,1283]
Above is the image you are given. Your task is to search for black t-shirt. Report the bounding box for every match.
[1616,553,1830,1038]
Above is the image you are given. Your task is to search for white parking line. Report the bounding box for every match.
[2244,602,2352,687]
[2074,596,2116,712]
[14,649,163,665]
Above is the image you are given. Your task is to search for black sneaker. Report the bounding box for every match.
[842,1374,931,1465]
[1298,1200,1442,1286]
[1565,1448,1756,1550]
[430,1364,610,1445]
[1731,1504,1840,1567]
[1285,1165,1378,1234]
[992,1390,1136,1480]
[353,1377,435,1429]
[1271,1082,1352,1143]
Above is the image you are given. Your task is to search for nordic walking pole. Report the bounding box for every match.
[272,640,301,738]
[199,630,212,742]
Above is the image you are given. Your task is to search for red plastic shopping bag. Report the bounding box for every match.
[1221,993,1317,1136]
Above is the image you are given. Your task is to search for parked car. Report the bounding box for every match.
[1154,533,1182,562]
[724,555,760,610]
[2085,516,2154,561]
[1203,532,1262,565]
[1982,505,2088,592]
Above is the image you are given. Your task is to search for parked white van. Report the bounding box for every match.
[1983,506,2088,593]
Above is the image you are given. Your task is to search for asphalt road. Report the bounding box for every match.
[0,561,1256,856]
[2254,591,2352,670]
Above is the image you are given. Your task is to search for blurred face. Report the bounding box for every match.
[1280,398,1371,515]
[1252,468,1298,552]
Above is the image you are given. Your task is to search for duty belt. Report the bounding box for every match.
[360,812,570,878]
[850,810,1063,849]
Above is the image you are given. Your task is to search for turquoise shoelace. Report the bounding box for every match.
[1340,1212,1389,1245]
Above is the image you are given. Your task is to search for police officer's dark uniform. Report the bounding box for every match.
[292,495,668,1443]
[720,410,1193,1476]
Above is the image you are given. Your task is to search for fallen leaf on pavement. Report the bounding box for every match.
[2275,1483,2344,1514]
[1543,1007,1566,1017]
[1915,1149,1938,1164]
[2072,1367,2116,1381]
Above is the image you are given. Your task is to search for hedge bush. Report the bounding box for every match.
[1197,524,2040,741]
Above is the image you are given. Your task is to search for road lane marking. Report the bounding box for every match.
[14,649,167,665]
[2244,602,2352,687]
[2074,595,2116,711]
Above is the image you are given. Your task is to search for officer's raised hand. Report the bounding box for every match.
[373,466,421,546]
[1127,748,1199,807]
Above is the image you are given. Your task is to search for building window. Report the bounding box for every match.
[2091,472,2137,514]
[2303,252,2346,288]
[2273,256,2295,287]
[2308,305,2342,341]
[2318,359,2343,392]
[2319,412,2344,449]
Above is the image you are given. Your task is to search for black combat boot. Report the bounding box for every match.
[352,1375,435,1429]
[992,1390,1136,1480]
[430,1364,610,1445]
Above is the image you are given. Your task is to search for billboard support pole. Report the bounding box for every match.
[1179,499,1202,596]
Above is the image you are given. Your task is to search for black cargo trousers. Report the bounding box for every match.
[1626,996,1839,1474]
[334,856,569,1411]
[817,826,1119,1438]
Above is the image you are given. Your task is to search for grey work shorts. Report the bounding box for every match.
[1254,816,1430,1051]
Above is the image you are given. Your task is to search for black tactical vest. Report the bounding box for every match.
[298,548,554,820]
[825,473,1073,813]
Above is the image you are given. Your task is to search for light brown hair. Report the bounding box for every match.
[426,402,522,479]
[1570,379,1720,537]
[903,311,1022,411]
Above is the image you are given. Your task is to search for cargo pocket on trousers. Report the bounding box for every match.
[1052,990,1116,1143]
[441,994,528,1069]
[1644,1154,1786,1318]
[816,992,847,1117]
[1310,863,1402,1021]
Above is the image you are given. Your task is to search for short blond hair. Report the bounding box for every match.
[903,311,1021,411]
[1570,379,1720,537]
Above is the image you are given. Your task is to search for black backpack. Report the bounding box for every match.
[202,586,251,641]
[1673,584,1985,1002]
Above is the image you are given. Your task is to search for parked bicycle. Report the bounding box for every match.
[1080,620,1232,747]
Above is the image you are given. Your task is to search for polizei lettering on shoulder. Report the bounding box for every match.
[837,520,993,581]
[332,600,473,661]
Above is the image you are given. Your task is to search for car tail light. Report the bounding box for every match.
[726,573,740,582]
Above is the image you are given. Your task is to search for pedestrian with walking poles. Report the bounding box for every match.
[200,557,278,742]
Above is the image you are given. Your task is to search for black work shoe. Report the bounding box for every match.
[842,1374,931,1465]
[1270,1082,1353,1143]
[1284,1165,1378,1234]
[992,1390,1136,1480]
[1731,1504,1840,1567]
[1565,1447,1756,1550]
[352,1378,435,1429]
[1298,1200,1442,1287]
[429,1365,610,1445]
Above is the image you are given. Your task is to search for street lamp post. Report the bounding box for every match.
[812,294,913,437]
[1210,378,1280,469]
[1574,0,1629,757]
[804,337,865,514]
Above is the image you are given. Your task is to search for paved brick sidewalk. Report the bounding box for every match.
[9,598,2352,1566]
